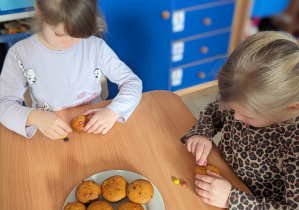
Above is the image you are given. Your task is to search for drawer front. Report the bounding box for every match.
[170,57,227,92]
[172,2,234,40]
[175,0,223,10]
[171,32,230,68]
[0,0,34,11]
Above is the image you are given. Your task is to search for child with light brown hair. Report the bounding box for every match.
[181,31,299,209]
[0,0,142,139]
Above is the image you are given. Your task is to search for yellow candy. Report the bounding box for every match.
[173,178,180,184]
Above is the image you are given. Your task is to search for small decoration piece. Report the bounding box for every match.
[62,136,69,142]
[181,182,187,187]
[173,178,180,184]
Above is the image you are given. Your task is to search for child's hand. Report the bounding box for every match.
[187,135,212,166]
[83,108,119,134]
[27,110,72,140]
[195,170,232,208]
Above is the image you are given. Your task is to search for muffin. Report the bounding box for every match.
[75,180,101,204]
[195,163,220,175]
[101,175,128,202]
[118,201,144,210]
[127,179,154,205]
[64,202,86,210]
[71,115,89,132]
[87,200,113,210]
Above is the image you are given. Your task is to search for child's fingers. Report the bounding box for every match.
[195,180,211,192]
[86,120,101,133]
[197,146,210,166]
[195,174,214,183]
[84,116,98,131]
[55,125,70,139]
[45,121,71,140]
[206,170,222,178]
[93,124,106,134]
[46,129,64,140]
[191,141,199,156]
[187,139,198,155]
[195,186,210,198]
[199,196,213,206]
[186,138,193,152]
[58,120,72,133]
[82,109,96,116]
[195,144,204,163]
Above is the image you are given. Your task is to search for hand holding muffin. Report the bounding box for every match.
[194,163,231,208]
[82,108,120,134]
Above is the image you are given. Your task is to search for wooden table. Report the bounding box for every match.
[0,91,251,210]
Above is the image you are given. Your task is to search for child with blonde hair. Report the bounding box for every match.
[182,31,299,209]
[0,0,142,139]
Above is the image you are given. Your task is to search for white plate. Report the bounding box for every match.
[63,170,165,210]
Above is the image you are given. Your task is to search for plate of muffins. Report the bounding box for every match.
[63,170,165,210]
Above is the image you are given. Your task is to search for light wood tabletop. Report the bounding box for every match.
[0,90,251,210]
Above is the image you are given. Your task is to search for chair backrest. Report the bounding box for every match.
[100,75,109,101]
[23,88,32,107]
[23,76,109,107]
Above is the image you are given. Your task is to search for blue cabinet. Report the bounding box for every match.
[100,1,173,96]
[251,0,290,18]
[101,0,235,98]
[0,0,34,12]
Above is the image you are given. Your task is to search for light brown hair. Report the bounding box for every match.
[31,0,106,38]
[218,31,299,122]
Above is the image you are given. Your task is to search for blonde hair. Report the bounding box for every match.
[218,31,299,122]
[31,0,106,38]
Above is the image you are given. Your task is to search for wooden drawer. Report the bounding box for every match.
[174,0,224,10]
[171,32,230,68]
[172,2,235,40]
[170,57,227,91]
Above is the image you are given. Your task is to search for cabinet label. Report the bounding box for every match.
[172,41,184,62]
[171,68,183,86]
[172,11,185,32]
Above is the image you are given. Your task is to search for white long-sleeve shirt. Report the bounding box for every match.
[0,34,142,138]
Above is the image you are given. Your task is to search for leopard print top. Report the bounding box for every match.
[181,100,299,210]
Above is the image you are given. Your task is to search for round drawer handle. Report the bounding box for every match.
[203,17,212,26]
[200,46,209,54]
[198,72,206,79]
[161,11,171,20]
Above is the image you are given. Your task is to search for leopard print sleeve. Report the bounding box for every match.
[181,100,225,145]
[281,140,299,209]
[228,145,299,210]
[229,186,266,209]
